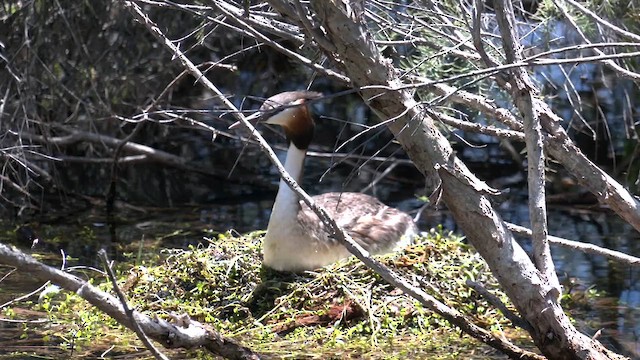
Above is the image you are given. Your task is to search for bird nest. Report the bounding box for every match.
[114,226,524,358]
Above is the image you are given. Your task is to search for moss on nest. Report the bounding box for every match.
[115,227,527,358]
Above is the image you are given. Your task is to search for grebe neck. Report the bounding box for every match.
[270,142,307,220]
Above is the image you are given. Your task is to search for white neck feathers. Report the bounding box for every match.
[269,143,307,226]
[262,142,312,270]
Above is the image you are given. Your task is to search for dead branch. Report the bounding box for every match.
[212,0,349,83]
[493,0,561,296]
[305,1,626,358]
[15,125,269,187]
[426,79,640,236]
[557,0,640,80]
[0,242,262,360]
[432,110,525,141]
[506,222,640,267]
[99,249,170,360]
[465,280,532,332]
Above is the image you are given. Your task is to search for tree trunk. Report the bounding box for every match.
[291,1,628,358]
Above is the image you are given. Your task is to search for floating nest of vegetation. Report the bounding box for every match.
[33,227,529,359]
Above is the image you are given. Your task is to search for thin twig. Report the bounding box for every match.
[506,222,640,267]
[98,249,170,360]
[563,0,640,42]
[433,110,525,141]
[553,0,640,80]
[465,280,532,332]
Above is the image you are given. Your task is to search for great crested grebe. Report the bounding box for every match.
[232,91,417,271]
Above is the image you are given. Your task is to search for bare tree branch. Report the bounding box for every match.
[506,222,640,267]
[493,0,561,296]
[0,242,262,360]
[98,249,170,360]
[304,1,626,358]
[563,0,640,42]
[553,0,640,80]
[465,280,532,332]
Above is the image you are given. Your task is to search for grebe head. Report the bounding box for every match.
[262,91,321,150]
[231,91,322,150]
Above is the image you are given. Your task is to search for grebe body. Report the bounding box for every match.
[236,91,417,271]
